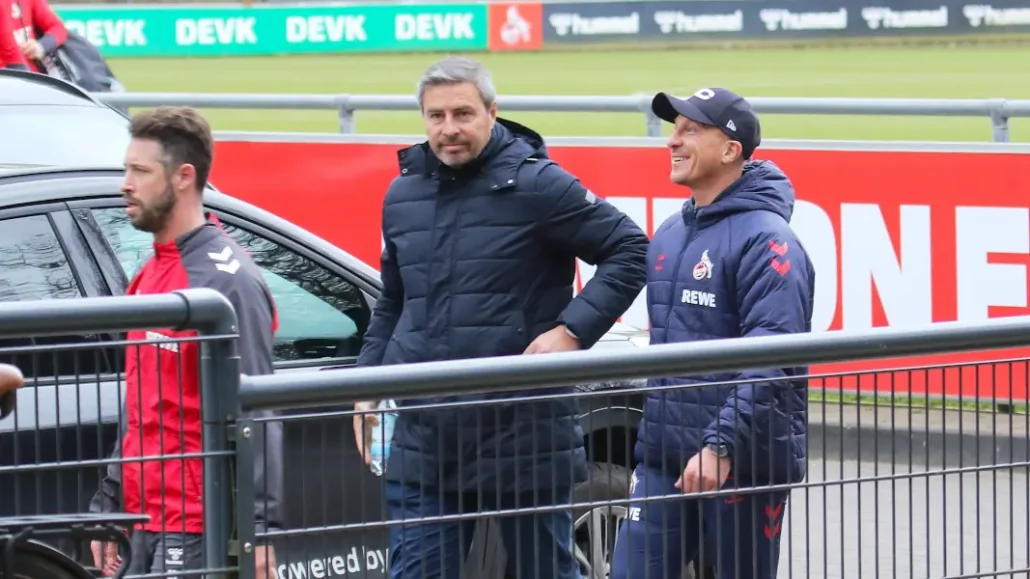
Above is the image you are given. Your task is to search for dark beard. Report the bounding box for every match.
[130,182,177,233]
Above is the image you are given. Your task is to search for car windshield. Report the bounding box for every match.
[0,105,130,167]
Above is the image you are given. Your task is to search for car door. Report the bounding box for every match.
[0,203,125,560]
[72,199,391,575]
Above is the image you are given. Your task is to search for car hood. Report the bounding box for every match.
[575,321,650,392]
[596,321,650,345]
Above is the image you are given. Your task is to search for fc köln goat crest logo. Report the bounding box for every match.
[692,250,714,280]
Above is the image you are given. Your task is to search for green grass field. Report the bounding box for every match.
[107,46,1030,141]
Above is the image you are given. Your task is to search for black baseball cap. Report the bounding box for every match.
[651,88,762,160]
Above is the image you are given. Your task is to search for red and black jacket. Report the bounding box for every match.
[6,0,67,72]
[1,0,27,69]
[90,219,283,535]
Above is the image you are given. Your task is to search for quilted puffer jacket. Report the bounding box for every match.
[636,161,816,485]
[357,118,650,493]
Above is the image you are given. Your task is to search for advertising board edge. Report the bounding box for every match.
[212,131,1030,154]
[51,0,1030,57]
[48,0,681,9]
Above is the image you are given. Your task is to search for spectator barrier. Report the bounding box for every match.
[2,292,1029,578]
[51,0,1030,58]
[91,92,1030,141]
[0,289,240,579]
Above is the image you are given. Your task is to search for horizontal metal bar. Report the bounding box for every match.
[92,92,1030,118]
[746,97,1000,116]
[98,92,344,110]
[238,316,1030,412]
[0,288,236,338]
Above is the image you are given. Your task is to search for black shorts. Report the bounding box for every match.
[127,531,206,577]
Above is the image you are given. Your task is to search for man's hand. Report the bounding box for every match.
[0,363,23,395]
[255,544,277,579]
[675,446,731,494]
[524,325,580,355]
[0,363,22,419]
[20,39,44,60]
[352,401,379,465]
[90,540,121,577]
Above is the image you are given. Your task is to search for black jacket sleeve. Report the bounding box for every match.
[212,272,283,535]
[535,162,650,348]
[357,200,404,368]
[89,407,127,515]
[88,439,123,514]
[702,229,814,474]
[184,235,284,535]
[0,390,13,419]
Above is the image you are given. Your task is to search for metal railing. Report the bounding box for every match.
[91,92,1030,142]
[235,316,1030,579]
[2,295,1030,578]
[0,289,240,579]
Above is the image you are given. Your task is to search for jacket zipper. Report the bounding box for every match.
[425,176,443,357]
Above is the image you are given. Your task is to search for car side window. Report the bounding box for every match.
[91,208,371,362]
[0,214,113,377]
[90,209,153,280]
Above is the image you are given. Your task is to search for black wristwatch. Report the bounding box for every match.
[705,443,731,458]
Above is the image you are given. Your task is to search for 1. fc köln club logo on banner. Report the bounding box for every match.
[488,2,544,51]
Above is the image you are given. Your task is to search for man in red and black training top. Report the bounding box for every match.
[5,0,67,72]
[87,106,281,579]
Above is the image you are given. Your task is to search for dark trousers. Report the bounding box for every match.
[385,481,579,579]
[610,465,789,579]
[126,531,206,577]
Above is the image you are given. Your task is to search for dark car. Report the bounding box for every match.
[0,69,653,579]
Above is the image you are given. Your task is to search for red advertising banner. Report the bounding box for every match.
[210,139,1030,400]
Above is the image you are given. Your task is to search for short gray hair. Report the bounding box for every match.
[416,56,497,110]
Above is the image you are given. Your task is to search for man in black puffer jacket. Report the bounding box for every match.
[353,56,649,579]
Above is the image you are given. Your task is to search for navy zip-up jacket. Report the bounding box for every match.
[636,160,815,485]
[358,118,650,492]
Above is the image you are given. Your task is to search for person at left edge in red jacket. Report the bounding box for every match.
[6,0,67,72]
[0,0,29,70]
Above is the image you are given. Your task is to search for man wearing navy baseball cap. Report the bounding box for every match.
[610,87,816,579]
[652,86,762,162]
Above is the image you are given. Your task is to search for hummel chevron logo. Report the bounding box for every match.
[207,246,241,275]
[208,247,232,262]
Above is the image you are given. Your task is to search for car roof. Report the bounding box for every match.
[0,165,383,288]
[0,69,105,107]
[0,163,49,171]
[0,165,203,207]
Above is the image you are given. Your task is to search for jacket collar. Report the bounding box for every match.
[152,221,218,258]
[395,120,538,192]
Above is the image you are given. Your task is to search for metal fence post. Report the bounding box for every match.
[336,94,355,134]
[234,416,258,579]
[635,92,663,137]
[988,98,1010,142]
[191,290,241,579]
